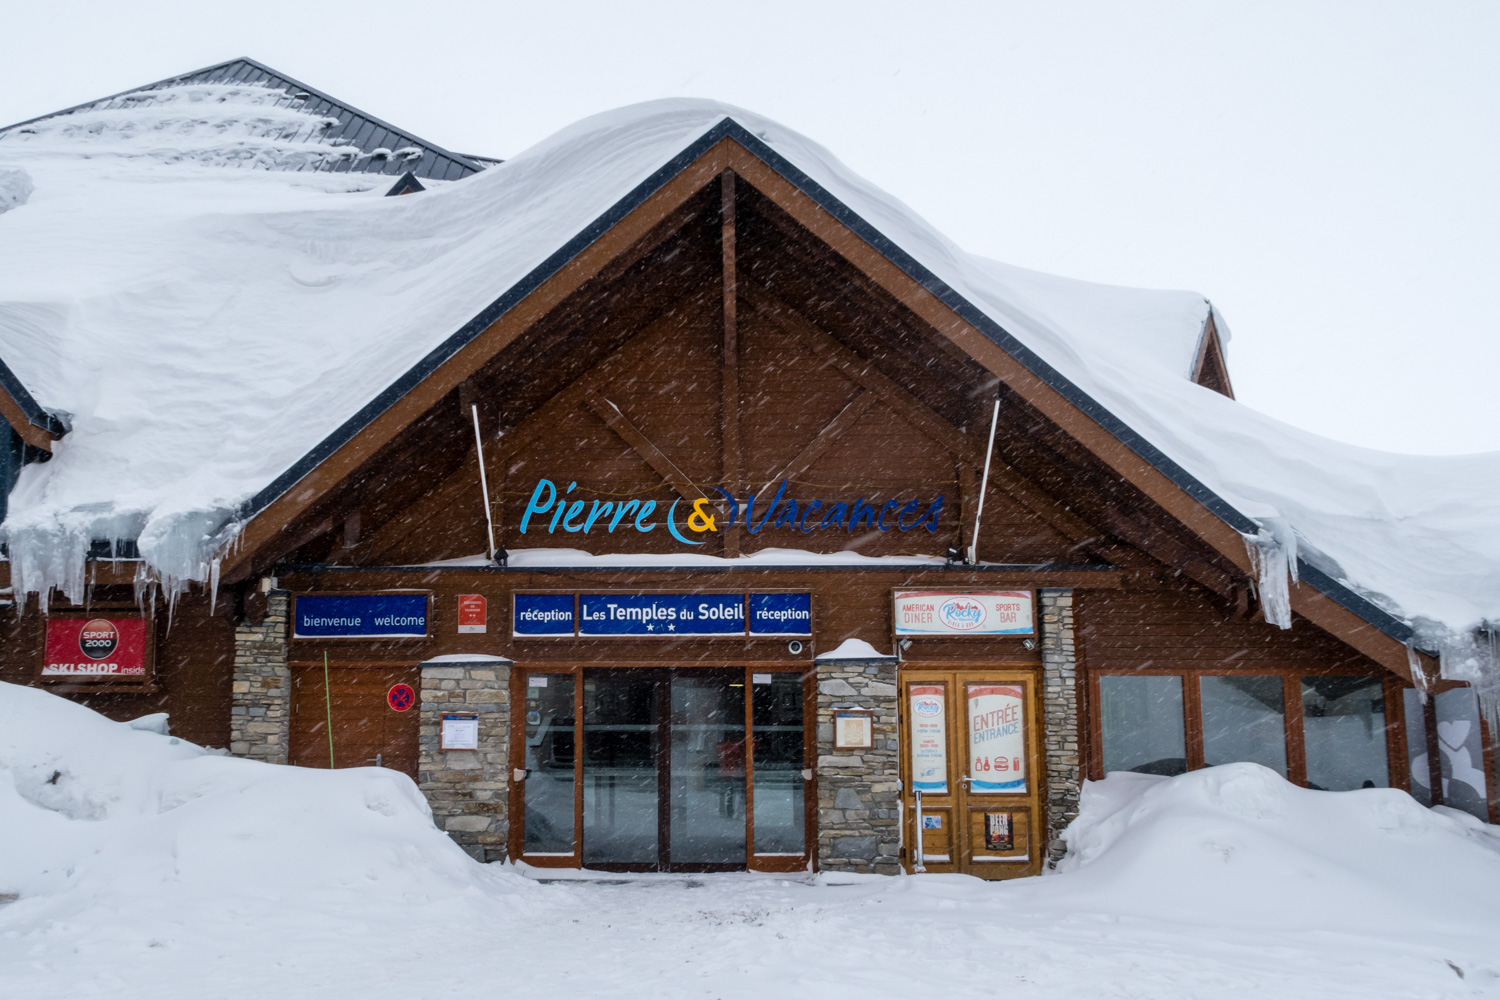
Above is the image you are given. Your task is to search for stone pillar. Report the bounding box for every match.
[418,657,511,863]
[1039,588,1080,863]
[814,651,900,874]
[230,589,290,763]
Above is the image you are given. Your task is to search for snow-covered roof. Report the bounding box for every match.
[0,92,1495,674]
[0,57,486,181]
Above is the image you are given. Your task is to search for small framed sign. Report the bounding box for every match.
[833,709,874,750]
[440,713,480,751]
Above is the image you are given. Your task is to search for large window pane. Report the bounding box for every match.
[669,672,746,864]
[752,673,806,855]
[523,673,576,854]
[1435,687,1489,820]
[1099,675,1186,776]
[1302,676,1388,790]
[1402,688,1433,807]
[582,672,659,865]
[1200,674,1287,775]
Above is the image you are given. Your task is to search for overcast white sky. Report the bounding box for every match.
[2,1,1495,454]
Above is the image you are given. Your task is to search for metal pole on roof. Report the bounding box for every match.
[968,395,1001,566]
[472,404,497,563]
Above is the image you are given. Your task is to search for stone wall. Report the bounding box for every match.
[815,654,900,874]
[418,658,511,863]
[230,588,290,764]
[1039,588,1080,863]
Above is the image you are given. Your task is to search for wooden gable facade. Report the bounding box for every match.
[3,124,1492,875]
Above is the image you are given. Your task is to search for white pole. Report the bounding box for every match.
[471,404,497,563]
[968,396,1001,565]
[913,789,927,873]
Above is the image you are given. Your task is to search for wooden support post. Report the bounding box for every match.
[721,170,742,557]
[584,389,702,506]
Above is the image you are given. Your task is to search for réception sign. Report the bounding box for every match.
[893,590,1034,636]
[514,592,812,637]
[42,617,151,680]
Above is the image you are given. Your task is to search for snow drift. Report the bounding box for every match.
[0,92,1496,686]
[0,681,520,912]
[1050,764,1500,937]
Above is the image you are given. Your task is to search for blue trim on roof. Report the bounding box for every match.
[0,354,66,437]
[233,116,1416,650]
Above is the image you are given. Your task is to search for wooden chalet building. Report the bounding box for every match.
[0,61,1494,877]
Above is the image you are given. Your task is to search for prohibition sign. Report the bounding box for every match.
[387,683,416,712]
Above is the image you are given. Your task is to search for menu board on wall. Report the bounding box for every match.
[909,684,948,793]
[967,684,1026,792]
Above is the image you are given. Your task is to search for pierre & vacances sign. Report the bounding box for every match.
[517,478,945,546]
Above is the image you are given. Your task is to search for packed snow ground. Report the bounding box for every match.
[3,683,1499,999]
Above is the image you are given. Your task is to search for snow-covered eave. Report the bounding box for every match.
[0,352,66,450]
[216,116,1426,665]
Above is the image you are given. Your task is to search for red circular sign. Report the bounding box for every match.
[78,619,120,660]
[387,683,415,712]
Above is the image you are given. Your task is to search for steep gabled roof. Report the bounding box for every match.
[0,98,1492,684]
[0,57,486,181]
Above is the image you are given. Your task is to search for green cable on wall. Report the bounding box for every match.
[323,651,335,769]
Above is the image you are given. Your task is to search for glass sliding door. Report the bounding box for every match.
[582,670,662,867]
[668,670,746,867]
[523,673,577,854]
[751,672,806,856]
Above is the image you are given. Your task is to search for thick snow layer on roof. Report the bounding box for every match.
[0,96,1495,662]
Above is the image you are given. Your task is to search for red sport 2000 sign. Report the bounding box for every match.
[42,617,151,680]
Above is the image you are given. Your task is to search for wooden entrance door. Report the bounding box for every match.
[290,664,421,779]
[899,668,1044,879]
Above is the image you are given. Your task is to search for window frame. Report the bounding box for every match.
[1086,667,1409,793]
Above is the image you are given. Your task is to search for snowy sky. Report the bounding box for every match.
[1,1,1495,455]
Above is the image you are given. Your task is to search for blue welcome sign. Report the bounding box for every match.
[294,594,429,638]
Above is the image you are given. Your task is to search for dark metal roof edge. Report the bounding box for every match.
[0,353,66,436]
[1296,560,1416,647]
[236,116,1414,649]
[0,56,487,176]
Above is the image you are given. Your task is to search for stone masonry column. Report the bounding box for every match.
[814,649,900,874]
[1039,588,1080,863]
[230,589,290,763]
[418,657,511,863]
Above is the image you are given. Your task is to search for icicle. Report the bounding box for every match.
[1242,524,1294,630]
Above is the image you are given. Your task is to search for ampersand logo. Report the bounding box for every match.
[688,498,718,533]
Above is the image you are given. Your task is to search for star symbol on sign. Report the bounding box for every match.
[646,623,655,631]
[667,623,676,631]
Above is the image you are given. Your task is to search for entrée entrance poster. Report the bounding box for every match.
[967,684,1026,792]
[909,684,948,793]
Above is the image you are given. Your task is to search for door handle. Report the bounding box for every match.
[513,768,529,782]
[366,754,383,768]
[959,775,972,786]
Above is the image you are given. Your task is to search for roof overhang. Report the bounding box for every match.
[216,118,1434,682]
[0,354,64,452]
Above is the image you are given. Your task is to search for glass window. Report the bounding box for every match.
[582,672,660,865]
[668,672,746,864]
[1099,675,1186,776]
[752,673,806,855]
[1435,687,1489,820]
[523,673,576,854]
[1402,688,1433,807]
[1302,676,1388,790]
[1200,675,1287,776]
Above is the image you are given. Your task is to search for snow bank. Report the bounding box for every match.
[0,166,30,214]
[0,681,519,913]
[0,95,1495,687]
[1050,764,1500,936]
